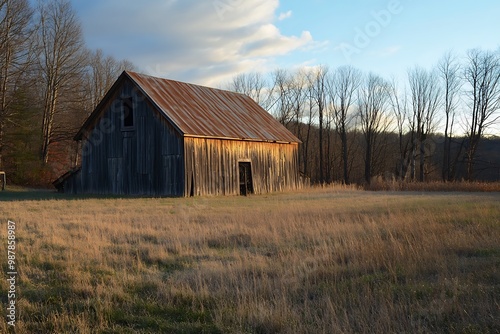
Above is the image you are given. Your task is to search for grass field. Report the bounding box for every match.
[1,187,499,333]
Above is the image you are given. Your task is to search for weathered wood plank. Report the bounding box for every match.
[71,80,184,196]
[184,137,299,196]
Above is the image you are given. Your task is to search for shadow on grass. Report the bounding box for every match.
[0,188,141,202]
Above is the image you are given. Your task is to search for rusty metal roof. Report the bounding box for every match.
[124,71,300,143]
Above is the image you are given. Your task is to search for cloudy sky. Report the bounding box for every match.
[71,0,500,87]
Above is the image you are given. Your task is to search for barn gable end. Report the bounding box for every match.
[61,78,184,196]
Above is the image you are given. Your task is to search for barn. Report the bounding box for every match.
[54,71,301,196]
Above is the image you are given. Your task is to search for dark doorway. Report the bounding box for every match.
[189,173,195,197]
[239,162,254,196]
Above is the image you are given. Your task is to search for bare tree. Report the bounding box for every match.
[358,73,390,184]
[463,48,500,180]
[288,69,307,172]
[329,65,362,184]
[0,0,34,169]
[302,69,318,179]
[227,71,272,110]
[325,89,335,182]
[408,67,441,182]
[36,0,88,163]
[438,51,462,181]
[309,65,329,183]
[268,69,295,127]
[85,49,135,112]
[388,79,411,180]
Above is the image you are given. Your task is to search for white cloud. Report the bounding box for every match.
[78,0,317,86]
[278,10,292,21]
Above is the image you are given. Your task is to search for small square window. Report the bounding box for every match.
[122,97,134,129]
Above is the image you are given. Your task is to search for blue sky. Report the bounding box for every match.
[71,0,500,87]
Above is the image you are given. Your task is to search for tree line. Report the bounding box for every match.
[2,0,499,187]
[227,49,500,184]
[0,0,134,185]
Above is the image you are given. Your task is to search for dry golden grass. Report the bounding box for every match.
[1,188,499,333]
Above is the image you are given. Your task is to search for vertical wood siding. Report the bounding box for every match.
[184,137,299,196]
[67,80,184,196]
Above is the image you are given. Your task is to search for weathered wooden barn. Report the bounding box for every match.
[54,71,301,196]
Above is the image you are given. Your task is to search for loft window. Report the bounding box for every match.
[122,97,134,129]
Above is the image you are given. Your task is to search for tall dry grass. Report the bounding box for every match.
[0,189,499,333]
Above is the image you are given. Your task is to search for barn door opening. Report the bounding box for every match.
[239,162,254,196]
[189,173,194,197]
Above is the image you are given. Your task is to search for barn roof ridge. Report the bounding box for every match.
[125,70,248,98]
